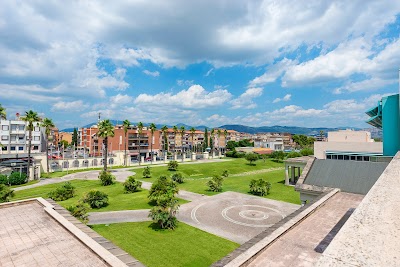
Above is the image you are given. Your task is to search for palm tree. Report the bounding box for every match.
[149,123,157,162]
[180,126,185,162]
[190,127,196,155]
[161,125,169,158]
[98,120,115,171]
[0,104,6,120]
[217,129,222,156]
[223,129,228,154]
[41,118,55,175]
[21,110,41,180]
[173,125,178,159]
[137,122,144,165]
[123,120,130,166]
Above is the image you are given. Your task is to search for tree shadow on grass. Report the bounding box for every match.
[147,222,175,232]
[277,180,286,184]
[245,163,257,166]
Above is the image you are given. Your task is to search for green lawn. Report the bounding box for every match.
[9,180,39,189]
[92,221,239,267]
[134,158,283,182]
[11,180,187,211]
[41,165,128,178]
[177,170,300,204]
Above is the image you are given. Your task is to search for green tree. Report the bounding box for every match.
[207,175,224,192]
[173,125,178,159]
[245,153,259,165]
[137,122,144,165]
[319,130,325,140]
[227,140,238,150]
[0,184,14,203]
[123,119,130,166]
[41,118,55,175]
[190,127,196,154]
[72,128,78,147]
[0,104,6,119]
[98,119,115,171]
[161,125,169,156]
[249,179,271,196]
[60,140,69,148]
[148,175,178,205]
[180,126,185,162]
[271,150,285,162]
[238,139,253,147]
[300,148,314,156]
[223,129,228,153]
[204,128,208,151]
[21,110,40,180]
[210,128,215,153]
[143,166,151,178]
[149,123,157,162]
[167,160,179,171]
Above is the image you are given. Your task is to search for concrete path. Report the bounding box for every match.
[88,209,151,225]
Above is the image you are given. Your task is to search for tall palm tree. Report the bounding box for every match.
[190,127,196,154]
[217,129,222,156]
[161,125,169,158]
[21,110,41,180]
[137,122,144,165]
[0,104,6,120]
[223,129,228,154]
[149,123,157,162]
[98,119,115,171]
[123,119,130,166]
[180,126,186,162]
[173,125,178,159]
[41,118,55,175]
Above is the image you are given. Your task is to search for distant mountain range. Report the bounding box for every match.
[61,120,362,136]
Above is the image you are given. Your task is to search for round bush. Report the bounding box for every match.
[0,184,14,203]
[8,172,27,185]
[98,171,115,186]
[123,176,142,193]
[0,174,8,185]
[83,190,109,208]
[48,182,75,201]
[142,166,151,178]
[167,161,179,171]
[171,173,184,184]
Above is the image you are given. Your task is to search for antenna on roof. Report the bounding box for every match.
[98,112,101,122]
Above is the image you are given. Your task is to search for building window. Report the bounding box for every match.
[1,135,8,140]
[19,147,24,151]
[19,126,25,131]
[1,125,9,131]
[10,146,16,151]
[34,127,40,132]
[327,155,332,159]
[33,146,39,150]
[34,136,40,141]
[2,146,7,151]
[344,155,350,160]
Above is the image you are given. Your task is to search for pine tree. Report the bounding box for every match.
[204,128,208,151]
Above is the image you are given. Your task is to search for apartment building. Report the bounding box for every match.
[253,134,284,151]
[0,118,43,155]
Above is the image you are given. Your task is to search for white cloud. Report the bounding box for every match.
[273,94,291,103]
[249,58,297,87]
[205,68,214,77]
[143,70,160,77]
[110,94,133,106]
[177,79,194,86]
[134,85,232,109]
[52,100,89,112]
[230,87,263,109]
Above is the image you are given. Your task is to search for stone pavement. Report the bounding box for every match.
[246,192,364,267]
[0,201,110,267]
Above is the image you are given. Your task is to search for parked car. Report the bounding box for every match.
[145,157,152,162]
[156,156,164,161]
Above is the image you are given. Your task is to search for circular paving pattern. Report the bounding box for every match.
[221,205,286,227]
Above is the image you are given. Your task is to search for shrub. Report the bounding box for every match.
[67,201,90,222]
[48,182,75,201]
[142,166,151,178]
[83,190,109,208]
[167,160,179,171]
[245,153,259,165]
[0,184,14,203]
[171,172,184,184]
[249,179,271,196]
[207,175,224,192]
[287,151,302,158]
[221,169,229,177]
[98,171,115,186]
[300,148,314,156]
[148,199,179,230]
[123,176,142,193]
[8,172,27,185]
[0,174,8,185]
[148,176,178,206]
[271,151,285,162]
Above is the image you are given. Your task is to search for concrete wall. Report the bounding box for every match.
[314,141,383,159]
[327,130,373,142]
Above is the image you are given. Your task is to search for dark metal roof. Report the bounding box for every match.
[304,159,388,194]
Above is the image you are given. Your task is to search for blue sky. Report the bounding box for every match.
[0,1,399,129]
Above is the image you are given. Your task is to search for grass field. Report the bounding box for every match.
[41,165,127,178]
[133,158,283,182]
[92,221,239,267]
[11,180,187,211]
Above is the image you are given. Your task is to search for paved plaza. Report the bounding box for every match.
[178,192,300,244]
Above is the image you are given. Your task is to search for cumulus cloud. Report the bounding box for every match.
[134,85,232,109]
[273,94,291,103]
[52,100,89,112]
[230,87,263,109]
[249,58,297,87]
[143,70,160,77]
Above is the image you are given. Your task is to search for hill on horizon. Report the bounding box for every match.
[61,120,361,136]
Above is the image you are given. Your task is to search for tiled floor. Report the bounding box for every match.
[247,192,364,267]
[0,202,108,267]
